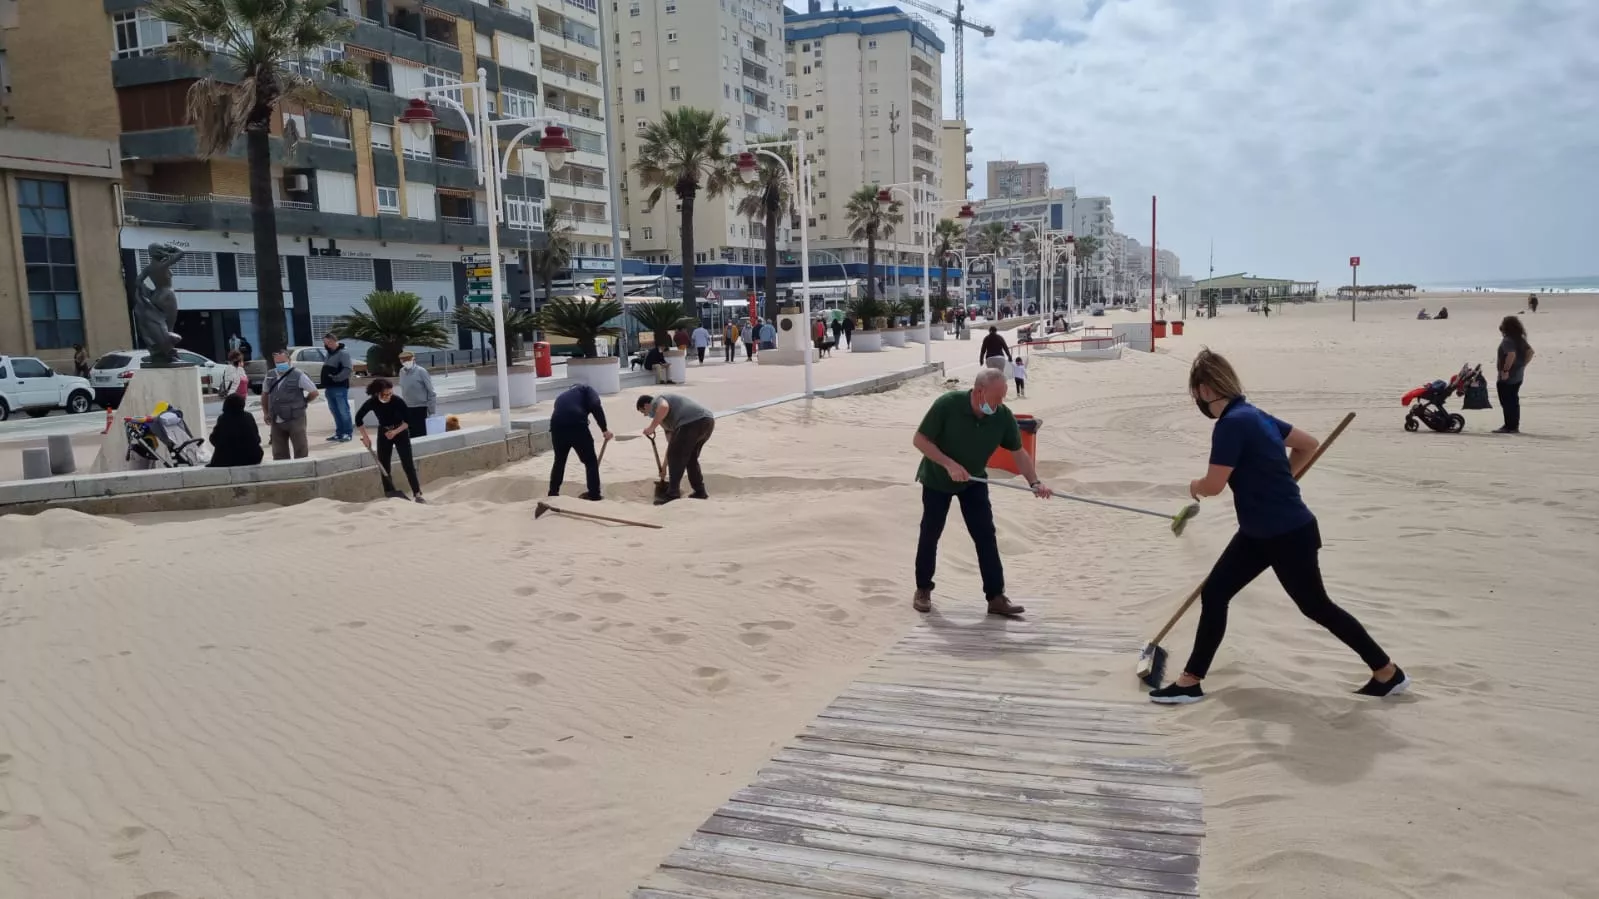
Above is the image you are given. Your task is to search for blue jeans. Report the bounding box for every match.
[325,385,352,438]
[914,483,1005,598]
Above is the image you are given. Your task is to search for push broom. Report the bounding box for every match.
[973,478,1201,537]
[1136,412,1356,688]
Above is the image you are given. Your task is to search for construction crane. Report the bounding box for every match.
[897,0,996,121]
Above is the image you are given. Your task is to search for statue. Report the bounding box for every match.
[133,243,186,367]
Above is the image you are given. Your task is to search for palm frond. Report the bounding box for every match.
[845,185,903,242]
[633,107,734,207]
[628,300,694,346]
[453,302,538,336]
[537,296,623,356]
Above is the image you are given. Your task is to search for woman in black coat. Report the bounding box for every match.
[208,393,263,467]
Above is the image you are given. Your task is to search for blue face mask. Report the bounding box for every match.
[275,362,290,372]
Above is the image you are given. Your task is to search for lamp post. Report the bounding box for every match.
[880,183,974,364]
[399,69,573,433]
[734,134,814,395]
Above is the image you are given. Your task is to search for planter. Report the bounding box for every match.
[566,356,622,395]
[905,324,926,343]
[1171,321,1185,336]
[882,328,907,348]
[1152,320,1168,339]
[851,330,883,352]
[475,364,538,408]
[927,324,946,341]
[664,348,688,384]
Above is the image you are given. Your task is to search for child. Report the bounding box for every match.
[1012,355,1027,398]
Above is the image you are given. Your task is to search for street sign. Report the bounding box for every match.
[593,277,606,297]
[461,253,495,266]
[704,287,719,302]
[466,266,495,279]
[1349,256,1360,267]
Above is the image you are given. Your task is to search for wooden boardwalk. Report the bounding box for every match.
[633,612,1205,898]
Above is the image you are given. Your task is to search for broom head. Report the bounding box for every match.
[1170,503,1200,536]
[1136,642,1168,689]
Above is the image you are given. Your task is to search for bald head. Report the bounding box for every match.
[974,368,1008,390]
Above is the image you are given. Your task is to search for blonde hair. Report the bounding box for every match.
[1188,347,1243,399]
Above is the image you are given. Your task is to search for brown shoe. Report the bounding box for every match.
[986,595,1025,617]
[912,589,932,613]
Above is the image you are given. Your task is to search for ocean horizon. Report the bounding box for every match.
[1417,276,1599,293]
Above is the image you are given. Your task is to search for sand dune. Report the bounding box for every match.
[2,293,1597,897]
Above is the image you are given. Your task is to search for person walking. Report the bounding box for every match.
[220,350,249,398]
[261,349,319,460]
[548,383,611,501]
[356,378,425,503]
[758,318,777,351]
[320,332,355,442]
[207,393,263,468]
[842,315,855,349]
[1012,355,1028,399]
[691,322,711,365]
[637,392,715,505]
[741,320,756,360]
[397,351,437,438]
[831,317,844,347]
[1149,349,1407,704]
[723,320,739,362]
[911,368,1051,618]
[979,325,1012,370]
[1495,315,1534,434]
[72,344,91,380]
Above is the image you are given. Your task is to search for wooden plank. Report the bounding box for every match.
[750,767,1205,839]
[754,761,1205,830]
[698,816,1198,896]
[913,621,1132,635]
[730,785,1201,861]
[863,665,1087,687]
[848,682,1150,714]
[816,706,1159,747]
[781,742,1202,805]
[887,643,1122,659]
[828,695,1154,734]
[900,630,1132,647]
[795,730,1195,787]
[636,870,863,899]
[803,722,1188,779]
[644,857,993,899]
[846,682,1134,714]
[719,795,1200,875]
[681,834,1178,899]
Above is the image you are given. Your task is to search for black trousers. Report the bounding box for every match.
[724,340,736,362]
[696,346,707,364]
[664,417,715,495]
[1184,520,1391,678]
[743,342,754,360]
[914,484,1005,598]
[1497,381,1522,431]
[549,425,600,497]
[405,407,428,439]
[377,432,421,494]
[843,330,853,347]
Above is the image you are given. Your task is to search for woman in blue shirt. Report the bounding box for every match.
[1149,349,1408,704]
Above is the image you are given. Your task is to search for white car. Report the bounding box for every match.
[0,355,95,421]
[90,349,225,408]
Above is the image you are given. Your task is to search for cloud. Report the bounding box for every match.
[933,0,1599,284]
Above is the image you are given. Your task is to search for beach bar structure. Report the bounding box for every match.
[1182,273,1319,317]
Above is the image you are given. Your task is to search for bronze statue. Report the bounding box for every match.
[133,243,186,366]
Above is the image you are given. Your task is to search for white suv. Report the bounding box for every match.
[90,349,225,408]
[0,355,95,422]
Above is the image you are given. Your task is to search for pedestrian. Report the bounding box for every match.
[979,325,1011,370]
[723,320,739,362]
[842,315,855,349]
[674,326,690,352]
[911,368,1050,618]
[1013,354,1027,399]
[220,350,249,398]
[237,336,253,362]
[741,320,756,360]
[637,392,715,505]
[644,344,670,383]
[206,393,263,468]
[397,351,437,438]
[1527,293,1539,313]
[691,321,711,364]
[1149,349,1407,704]
[548,382,611,501]
[1495,315,1533,434]
[954,309,966,335]
[72,344,91,380]
[758,318,776,350]
[261,348,319,460]
[831,317,844,347]
[356,378,425,503]
[320,331,354,442]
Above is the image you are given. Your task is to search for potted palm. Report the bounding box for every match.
[882,298,910,348]
[453,302,539,366]
[537,296,624,396]
[628,299,695,384]
[845,296,885,352]
[928,289,951,342]
[336,291,451,377]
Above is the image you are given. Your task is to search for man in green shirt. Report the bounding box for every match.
[912,368,1052,617]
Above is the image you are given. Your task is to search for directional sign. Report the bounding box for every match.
[466,266,495,279]
[461,253,496,266]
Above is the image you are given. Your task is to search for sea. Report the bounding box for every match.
[1419,276,1599,293]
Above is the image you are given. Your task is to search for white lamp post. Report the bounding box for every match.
[735,133,813,395]
[400,69,573,433]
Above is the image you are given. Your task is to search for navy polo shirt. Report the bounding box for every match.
[1209,397,1314,538]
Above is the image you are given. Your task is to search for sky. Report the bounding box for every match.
[913,0,1599,286]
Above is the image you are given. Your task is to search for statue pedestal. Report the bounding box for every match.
[92,366,207,472]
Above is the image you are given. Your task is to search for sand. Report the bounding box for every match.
[2,293,1597,897]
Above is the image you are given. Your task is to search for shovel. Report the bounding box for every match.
[647,433,670,503]
[364,443,412,501]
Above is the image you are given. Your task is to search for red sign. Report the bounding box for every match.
[747,292,758,326]
[1349,256,1361,267]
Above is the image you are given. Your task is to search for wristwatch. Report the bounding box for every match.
[1029,480,1042,489]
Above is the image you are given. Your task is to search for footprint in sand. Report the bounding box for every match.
[588,621,613,633]
[449,624,473,633]
[760,673,784,683]
[813,604,850,623]
[653,631,689,646]
[692,665,732,693]
[339,621,367,629]
[488,639,517,653]
[0,811,41,831]
[740,620,796,631]
[486,717,512,730]
[594,591,627,604]
[738,632,773,647]
[112,824,146,861]
[525,753,579,770]
[552,612,582,623]
[513,586,538,597]
[310,626,330,634]
[514,672,546,687]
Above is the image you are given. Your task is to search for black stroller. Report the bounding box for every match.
[1401,363,1488,433]
[125,406,206,467]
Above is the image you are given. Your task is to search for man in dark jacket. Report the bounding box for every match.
[320,332,355,442]
[548,383,611,500]
[979,325,1011,370]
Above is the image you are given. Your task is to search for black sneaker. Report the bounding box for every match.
[1355,666,1411,698]
[1492,427,1519,434]
[1149,682,1205,704]
[689,490,709,499]
[653,492,679,506]
[579,492,602,501]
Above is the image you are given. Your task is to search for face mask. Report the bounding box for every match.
[979,402,996,415]
[275,362,290,372]
[1195,397,1216,419]
[402,361,414,370]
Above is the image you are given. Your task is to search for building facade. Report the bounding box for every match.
[940,118,971,201]
[986,159,1048,200]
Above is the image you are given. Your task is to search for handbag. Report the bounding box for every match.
[1463,377,1492,410]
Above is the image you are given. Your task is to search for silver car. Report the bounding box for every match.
[90,349,225,408]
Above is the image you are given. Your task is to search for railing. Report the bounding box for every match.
[435,155,473,167]
[129,192,318,212]
[539,24,596,49]
[549,175,606,190]
[441,214,476,225]
[543,100,603,122]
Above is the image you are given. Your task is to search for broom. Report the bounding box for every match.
[1136,412,1356,688]
[972,477,1201,536]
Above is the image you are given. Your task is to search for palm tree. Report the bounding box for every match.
[845,185,902,303]
[153,0,356,356]
[932,218,964,317]
[734,137,796,323]
[536,297,623,358]
[970,222,1013,308]
[454,303,539,361]
[634,108,734,312]
[525,206,577,310]
[337,292,452,376]
[628,299,694,350]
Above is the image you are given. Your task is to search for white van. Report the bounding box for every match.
[0,355,95,421]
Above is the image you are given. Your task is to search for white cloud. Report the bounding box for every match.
[933,0,1599,283]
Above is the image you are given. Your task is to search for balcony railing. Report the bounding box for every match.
[539,24,597,49]
[441,214,476,225]
[549,175,606,190]
[543,100,604,123]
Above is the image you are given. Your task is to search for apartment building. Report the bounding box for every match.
[941,119,972,201]
[611,0,788,296]
[4,0,634,361]
[986,159,1049,200]
[1156,248,1181,281]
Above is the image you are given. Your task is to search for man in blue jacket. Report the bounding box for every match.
[548,383,612,500]
[320,332,354,442]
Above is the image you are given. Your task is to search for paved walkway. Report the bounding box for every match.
[632,611,1204,898]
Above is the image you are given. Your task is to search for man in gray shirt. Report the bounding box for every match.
[262,349,320,460]
[637,392,715,504]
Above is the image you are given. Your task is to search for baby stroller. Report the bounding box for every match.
[124,405,206,467]
[1401,363,1486,433]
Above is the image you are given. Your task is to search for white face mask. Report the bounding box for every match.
[402,361,414,370]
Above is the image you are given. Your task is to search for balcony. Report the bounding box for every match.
[539,63,603,99]
[537,24,601,63]
[542,99,606,128]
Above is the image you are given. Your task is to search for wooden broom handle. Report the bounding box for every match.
[1147,412,1356,646]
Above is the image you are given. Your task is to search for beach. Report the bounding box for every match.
[2,292,1597,898]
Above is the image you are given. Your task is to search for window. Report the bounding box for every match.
[370,123,393,150]
[636,120,648,134]
[632,60,644,73]
[666,30,677,42]
[869,105,879,116]
[294,44,345,80]
[505,197,543,231]
[485,94,497,116]
[801,42,809,51]
[112,10,171,59]
[404,182,437,221]
[11,357,50,379]
[664,2,676,12]
[816,104,824,112]
[802,65,810,74]
[667,57,679,71]
[869,85,878,95]
[669,86,681,101]
[503,88,538,119]
[423,68,462,106]
[18,180,83,349]
[642,226,653,239]
[630,30,641,44]
[376,186,400,214]
[868,60,877,73]
[400,121,432,160]
[307,110,351,147]
[629,2,639,16]
[804,109,812,119]
[867,39,877,49]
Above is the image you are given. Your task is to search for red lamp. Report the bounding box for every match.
[534,124,574,173]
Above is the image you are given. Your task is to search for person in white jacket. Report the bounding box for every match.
[396,352,437,437]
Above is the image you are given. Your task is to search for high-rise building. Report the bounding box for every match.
[941,119,972,201]
[1156,248,1181,281]
[612,0,788,296]
[784,4,946,279]
[986,160,1049,200]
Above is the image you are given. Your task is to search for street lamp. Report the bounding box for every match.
[738,134,813,395]
[879,186,971,364]
[404,68,576,432]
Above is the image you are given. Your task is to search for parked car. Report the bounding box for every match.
[89,349,225,409]
[0,355,95,421]
[243,346,366,393]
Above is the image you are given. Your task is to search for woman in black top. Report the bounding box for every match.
[207,393,263,467]
[356,378,425,502]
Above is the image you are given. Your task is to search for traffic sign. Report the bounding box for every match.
[466,266,495,278]
[704,287,719,302]
[461,253,495,266]
[1349,256,1360,267]
[592,277,607,297]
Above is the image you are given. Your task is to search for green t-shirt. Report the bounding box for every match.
[915,390,1023,493]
